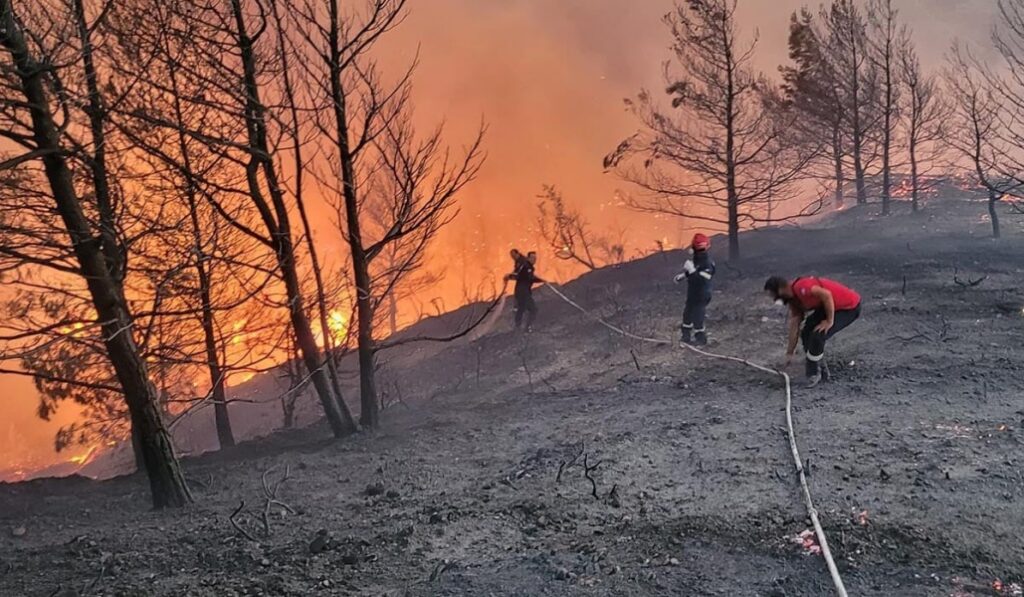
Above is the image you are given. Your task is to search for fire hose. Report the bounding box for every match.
[543,284,849,597]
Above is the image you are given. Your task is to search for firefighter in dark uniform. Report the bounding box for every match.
[506,250,544,332]
[674,233,715,346]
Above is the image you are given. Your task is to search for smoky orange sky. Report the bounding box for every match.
[1,0,999,478]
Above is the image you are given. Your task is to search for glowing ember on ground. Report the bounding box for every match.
[791,529,821,556]
[934,423,974,439]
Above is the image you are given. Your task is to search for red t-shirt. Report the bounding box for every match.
[792,277,861,311]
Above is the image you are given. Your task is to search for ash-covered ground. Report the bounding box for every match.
[3,199,1024,596]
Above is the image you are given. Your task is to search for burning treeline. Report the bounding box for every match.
[0,0,484,506]
[0,0,1020,507]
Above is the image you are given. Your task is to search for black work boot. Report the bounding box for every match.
[805,358,822,388]
[694,330,708,346]
[680,327,692,346]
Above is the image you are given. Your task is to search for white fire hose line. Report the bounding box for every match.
[543,284,849,597]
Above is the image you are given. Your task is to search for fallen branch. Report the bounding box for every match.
[891,332,933,344]
[229,500,258,542]
[606,483,621,507]
[376,283,508,352]
[583,454,603,499]
[630,349,642,371]
[260,465,297,537]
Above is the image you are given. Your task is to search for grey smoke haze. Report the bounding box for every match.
[1,0,1004,477]
[374,0,998,265]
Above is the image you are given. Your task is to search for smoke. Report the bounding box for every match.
[365,0,997,299]
[0,0,999,478]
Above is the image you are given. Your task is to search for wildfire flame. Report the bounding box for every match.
[231,318,247,346]
[328,310,348,342]
[59,322,86,337]
[314,309,350,348]
[68,445,98,466]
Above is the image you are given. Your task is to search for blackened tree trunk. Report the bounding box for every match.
[352,260,379,428]
[988,189,1001,239]
[325,0,380,428]
[869,0,906,217]
[72,0,122,278]
[881,70,893,216]
[832,0,871,206]
[725,62,740,261]
[227,0,354,437]
[0,0,192,508]
[879,36,894,216]
[268,0,354,426]
[166,48,235,450]
[851,98,868,205]
[187,200,234,449]
[832,125,845,208]
[909,142,920,213]
[901,47,942,215]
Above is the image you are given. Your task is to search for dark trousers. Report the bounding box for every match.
[801,303,861,375]
[683,294,711,332]
[514,289,537,330]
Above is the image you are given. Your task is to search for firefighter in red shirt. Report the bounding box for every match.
[764,276,862,387]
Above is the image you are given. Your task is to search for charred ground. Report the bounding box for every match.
[3,199,1024,596]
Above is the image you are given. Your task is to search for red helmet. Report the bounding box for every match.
[691,233,710,251]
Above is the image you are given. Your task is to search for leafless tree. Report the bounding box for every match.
[824,0,880,206]
[983,0,1024,225]
[267,0,353,427]
[365,199,445,336]
[278,331,310,429]
[605,0,818,261]
[289,0,485,428]
[116,0,358,437]
[536,185,624,270]
[945,44,1005,238]
[781,8,848,208]
[901,45,949,213]
[868,0,911,216]
[0,0,191,507]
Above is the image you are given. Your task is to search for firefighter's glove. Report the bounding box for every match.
[673,273,686,284]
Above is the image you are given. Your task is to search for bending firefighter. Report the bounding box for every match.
[673,233,715,346]
[764,276,862,387]
[506,250,545,332]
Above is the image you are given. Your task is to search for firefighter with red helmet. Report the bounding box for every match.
[673,233,716,346]
[764,275,862,387]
